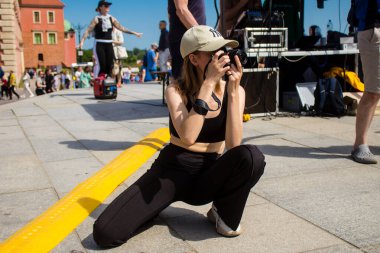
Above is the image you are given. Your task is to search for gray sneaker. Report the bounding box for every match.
[351,144,378,164]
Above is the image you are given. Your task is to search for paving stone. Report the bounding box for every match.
[0,155,50,194]
[69,127,142,151]
[0,109,15,119]
[0,125,25,139]
[166,203,344,253]
[250,138,355,179]
[301,244,362,253]
[0,138,34,158]
[75,186,195,253]
[59,119,123,134]
[254,166,380,248]
[0,118,18,127]
[160,193,268,220]
[18,114,59,129]
[363,244,380,253]
[12,106,46,117]
[43,157,103,197]
[29,137,92,163]
[0,188,58,241]
[51,231,87,253]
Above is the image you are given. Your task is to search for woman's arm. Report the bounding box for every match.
[225,55,244,149]
[79,17,98,49]
[166,51,231,145]
[173,0,200,29]
[111,17,142,37]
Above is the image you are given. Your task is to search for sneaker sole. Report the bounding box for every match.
[351,154,378,164]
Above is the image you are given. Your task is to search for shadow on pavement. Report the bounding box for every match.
[256,144,357,160]
[80,99,168,122]
[165,206,220,241]
[60,139,137,151]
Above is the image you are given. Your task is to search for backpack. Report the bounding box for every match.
[314,78,346,117]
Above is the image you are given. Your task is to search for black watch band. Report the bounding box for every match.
[192,92,221,116]
[193,99,209,115]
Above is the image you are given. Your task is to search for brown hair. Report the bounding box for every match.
[177,54,221,102]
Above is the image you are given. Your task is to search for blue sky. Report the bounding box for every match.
[62,0,350,50]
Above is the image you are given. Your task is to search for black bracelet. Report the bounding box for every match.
[192,92,221,116]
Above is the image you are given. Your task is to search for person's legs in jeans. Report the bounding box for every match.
[93,164,190,248]
[184,145,265,230]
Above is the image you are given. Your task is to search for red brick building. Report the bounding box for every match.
[19,0,76,68]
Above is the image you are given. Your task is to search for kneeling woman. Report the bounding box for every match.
[93,25,266,248]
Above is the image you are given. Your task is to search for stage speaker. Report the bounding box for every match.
[317,0,324,9]
[242,68,279,114]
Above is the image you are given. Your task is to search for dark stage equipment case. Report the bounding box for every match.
[242,68,279,115]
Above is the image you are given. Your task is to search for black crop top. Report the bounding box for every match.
[169,90,228,143]
[94,16,113,40]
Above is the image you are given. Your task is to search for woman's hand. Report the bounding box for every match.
[226,55,243,96]
[135,32,143,38]
[204,50,230,88]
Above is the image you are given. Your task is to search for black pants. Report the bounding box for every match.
[35,88,45,96]
[93,144,266,248]
[9,86,19,99]
[1,86,8,97]
[169,41,183,80]
[96,42,115,77]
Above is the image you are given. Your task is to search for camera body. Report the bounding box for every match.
[221,48,248,66]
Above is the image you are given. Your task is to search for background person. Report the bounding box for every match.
[168,0,207,80]
[74,67,82,88]
[22,69,34,98]
[8,70,20,100]
[142,43,159,82]
[1,78,9,99]
[92,25,265,248]
[44,69,54,93]
[80,66,92,88]
[35,71,46,96]
[112,27,124,87]
[350,0,380,164]
[79,0,142,78]
[158,20,170,72]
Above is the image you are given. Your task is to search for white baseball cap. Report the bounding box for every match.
[180,25,239,58]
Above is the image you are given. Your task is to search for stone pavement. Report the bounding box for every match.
[0,83,379,253]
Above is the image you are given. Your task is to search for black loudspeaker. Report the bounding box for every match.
[38,53,44,61]
[242,68,278,114]
[317,0,324,9]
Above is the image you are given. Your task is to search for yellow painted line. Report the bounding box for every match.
[0,128,170,253]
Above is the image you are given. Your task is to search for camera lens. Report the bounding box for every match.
[229,49,248,66]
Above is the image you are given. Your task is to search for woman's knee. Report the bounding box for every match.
[234,144,266,176]
[93,218,129,248]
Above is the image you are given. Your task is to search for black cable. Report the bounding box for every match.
[338,0,341,32]
[214,0,220,29]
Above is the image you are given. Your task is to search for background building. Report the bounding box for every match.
[19,0,76,69]
[0,0,24,81]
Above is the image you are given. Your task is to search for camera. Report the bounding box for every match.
[221,48,248,66]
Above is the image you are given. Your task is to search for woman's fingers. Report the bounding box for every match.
[234,55,243,73]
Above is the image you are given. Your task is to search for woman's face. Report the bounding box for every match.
[190,51,214,74]
[99,5,110,15]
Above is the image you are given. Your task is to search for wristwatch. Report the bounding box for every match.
[193,99,209,116]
